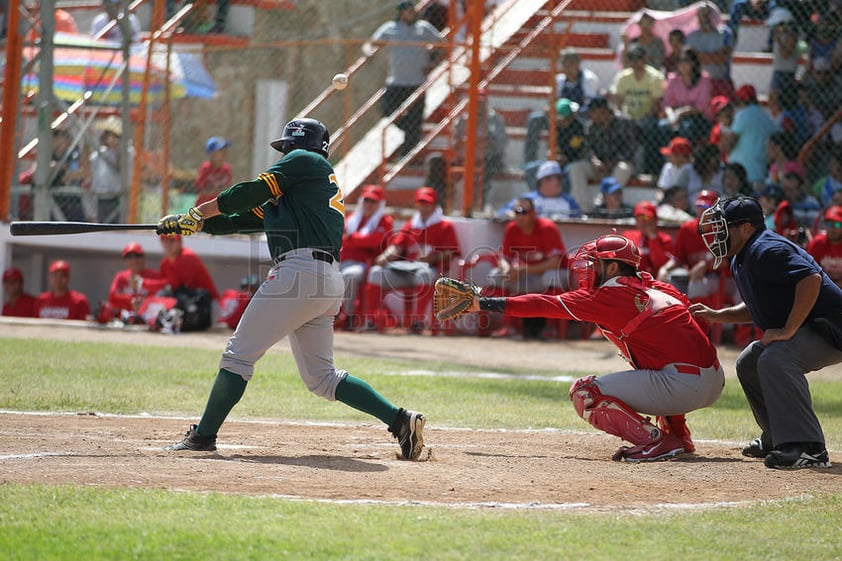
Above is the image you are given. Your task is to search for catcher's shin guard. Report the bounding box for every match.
[570,375,660,446]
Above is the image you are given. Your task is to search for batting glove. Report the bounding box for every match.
[156,207,204,236]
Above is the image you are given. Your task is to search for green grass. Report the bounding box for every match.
[2,336,842,561]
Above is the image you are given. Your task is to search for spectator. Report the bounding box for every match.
[802,57,842,125]
[774,85,813,149]
[567,96,638,212]
[661,46,713,145]
[662,29,687,76]
[780,162,822,230]
[18,128,88,221]
[87,116,133,223]
[2,268,37,318]
[686,3,735,99]
[657,136,693,190]
[159,234,219,300]
[364,186,460,332]
[677,142,724,197]
[708,95,734,159]
[757,182,786,230]
[364,0,442,157]
[767,8,799,111]
[657,184,694,223]
[812,146,842,208]
[621,13,666,70]
[765,131,800,184]
[523,47,600,166]
[107,242,168,322]
[194,136,233,207]
[589,177,634,219]
[487,196,568,340]
[498,160,580,221]
[524,97,587,190]
[90,0,141,43]
[622,200,675,276]
[722,161,754,197]
[805,12,841,77]
[807,206,842,287]
[338,184,393,331]
[727,0,770,47]
[217,275,259,330]
[167,0,229,34]
[36,260,90,321]
[723,84,777,188]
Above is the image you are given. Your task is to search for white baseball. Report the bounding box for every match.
[332,73,348,90]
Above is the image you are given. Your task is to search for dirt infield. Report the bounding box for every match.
[2,320,842,511]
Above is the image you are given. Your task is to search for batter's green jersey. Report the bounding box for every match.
[203,149,345,260]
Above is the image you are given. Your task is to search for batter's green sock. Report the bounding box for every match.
[334,375,398,426]
[196,368,248,437]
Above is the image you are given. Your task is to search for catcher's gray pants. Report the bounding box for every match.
[735,325,842,449]
[219,248,347,400]
[594,361,724,416]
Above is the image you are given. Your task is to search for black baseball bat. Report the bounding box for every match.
[9,221,158,236]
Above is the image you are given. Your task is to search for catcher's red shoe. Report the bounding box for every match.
[612,432,685,463]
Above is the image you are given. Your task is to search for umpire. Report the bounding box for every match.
[692,196,842,469]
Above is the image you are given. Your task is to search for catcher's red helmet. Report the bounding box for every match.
[569,234,640,289]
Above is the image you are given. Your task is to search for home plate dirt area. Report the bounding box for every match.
[2,322,842,511]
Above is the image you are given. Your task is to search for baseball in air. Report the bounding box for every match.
[332,73,349,90]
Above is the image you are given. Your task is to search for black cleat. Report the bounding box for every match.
[389,408,425,460]
[742,437,770,458]
[166,424,217,451]
[763,446,831,469]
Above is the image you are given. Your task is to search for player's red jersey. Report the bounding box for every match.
[391,220,460,266]
[340,214,393,264]
[807,233,842,285]
[36,291,90,320]
[502,217,567,267]
[160,247,219,300]
[109,268,170,313]
[2,292,38,317]
[504,273,717,370]
[672,217,715,270]
[621,229,674,276]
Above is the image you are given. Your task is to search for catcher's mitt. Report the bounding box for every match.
[433,277,481,322]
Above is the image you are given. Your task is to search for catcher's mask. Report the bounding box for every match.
[570,234,640,289]
[698,196,764,268]
[270,117,330,157]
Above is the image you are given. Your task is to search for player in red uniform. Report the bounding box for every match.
[159,234,219,300]
[194,137,234,207]
[36,260,90,320]
[2,268,37,318]
[807,206,842,288]
[108,242,169,319]
[621,200,674,277]
[468,233,724,462]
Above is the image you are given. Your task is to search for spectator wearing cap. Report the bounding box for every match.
[194,136,233,207]
[365,186,460,332]
[708,95,734,160]
[87,115,134,223]
[567,96,638,212]
[90,0,141,42]
[656,136,693,190]
[36,261,91,321]
[780,161,821,231]
[2,268,37,318]
[108,242,168,320]
[339,185,394,330]
[588,177,634,220]
[159,234,219,300]
[812,146,842,208]
[657,189,730,302]
[523,98,586,190]
[685,3,735,100]
[498,161,580,221]
[767,7,799,111]
[757,182,785,230]
[723,84,777,187]
[523,47,600,169]
[691,195,842,470]
[677,142,724,199]
[807,206,842,287]
[621,200,674,276]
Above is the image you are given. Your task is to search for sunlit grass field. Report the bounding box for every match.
[1,336,841,561]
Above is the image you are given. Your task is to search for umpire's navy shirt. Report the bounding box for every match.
[731,227,842,331]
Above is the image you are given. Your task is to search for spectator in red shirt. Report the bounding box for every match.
[488,196,568,339]
[36,260,90,320]
[108,242,169,320]
[2,268,37,318]
[194,136,233,207]
[807,206,842,288]
[708,95,734,162]
[159,235,219,300]
[338,184,393,330]
[622,200,674,277]
[364,186,460,331]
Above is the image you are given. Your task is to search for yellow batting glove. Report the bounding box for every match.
[156,207,204,236]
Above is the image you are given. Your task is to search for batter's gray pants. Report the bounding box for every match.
[735,325,842,449]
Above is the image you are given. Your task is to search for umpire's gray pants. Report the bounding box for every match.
[735,325,842,449]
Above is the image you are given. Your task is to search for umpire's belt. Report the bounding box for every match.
[273,248,337,266]
[673,357,721,376]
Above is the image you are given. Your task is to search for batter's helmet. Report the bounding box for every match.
[270,118,330,157]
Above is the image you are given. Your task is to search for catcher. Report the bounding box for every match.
[435,233,724,462]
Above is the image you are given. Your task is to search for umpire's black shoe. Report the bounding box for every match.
[166,424,217,451]
[389,408,425,460]
[742,437,770,458]
[763,445,831,469]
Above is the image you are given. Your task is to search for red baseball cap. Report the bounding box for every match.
[825,206,842,223]
[122,242,145,257]
[660,136,693,157]
[695,190,720,209]
[782,160,805,180]
[415,186,438,204]
[49,260,70,273]
[710,95,731,114]
[360,184,384,202]
[2,268,23,282]
[736,84,757,103]
[633,200,657,219]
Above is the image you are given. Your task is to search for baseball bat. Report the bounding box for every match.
[9,221,158,236]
